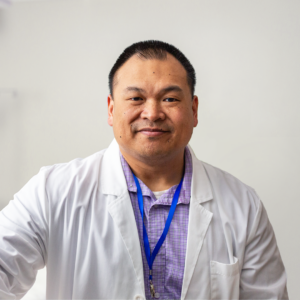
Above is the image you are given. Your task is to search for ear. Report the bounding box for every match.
[107,94,114,127]
[192,95,199,127]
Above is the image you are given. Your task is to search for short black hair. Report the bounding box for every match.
[108,40,196,97]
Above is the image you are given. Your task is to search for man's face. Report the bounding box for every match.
[107,53,198,162]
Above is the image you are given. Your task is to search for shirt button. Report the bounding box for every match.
[135,296,144,300]
[155,292,160,298]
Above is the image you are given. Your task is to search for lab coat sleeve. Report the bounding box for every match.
[240,191,289,299]
[0,168,49,300]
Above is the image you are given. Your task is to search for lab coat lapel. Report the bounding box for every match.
[181,146,213,300]
[101,139,145,294]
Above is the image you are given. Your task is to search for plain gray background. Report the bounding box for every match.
[0,0,299,298]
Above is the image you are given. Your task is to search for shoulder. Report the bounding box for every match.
[46,149,106,176]
[197,160,265,246]
[31,149,108,207]
[40,149,106,183]
[200,160,260,210]
[196,160,262,240]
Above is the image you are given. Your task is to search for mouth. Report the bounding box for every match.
[138,127,169,137]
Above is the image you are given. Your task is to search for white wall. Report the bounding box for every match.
[0,0,299,298]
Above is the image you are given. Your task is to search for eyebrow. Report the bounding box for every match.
[124,85,183,94]
[124,86,146,93]
[161,85,183,94]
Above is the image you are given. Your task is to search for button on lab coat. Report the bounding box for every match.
[0,139,288,299]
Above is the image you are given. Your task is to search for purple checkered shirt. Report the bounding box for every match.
[120,147,192,300]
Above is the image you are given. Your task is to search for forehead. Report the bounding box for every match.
[113,53,189,94]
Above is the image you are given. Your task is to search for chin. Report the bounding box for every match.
[136,144,174,161]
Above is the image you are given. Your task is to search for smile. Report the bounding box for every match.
[138,128,168,137]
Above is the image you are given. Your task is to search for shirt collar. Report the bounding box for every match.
[120,147,192,205]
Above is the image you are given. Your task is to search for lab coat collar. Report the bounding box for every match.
[101,139,213,204]
[187,144,213,204]
[101,139,128,196]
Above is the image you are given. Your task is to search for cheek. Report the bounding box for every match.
[172,106,194,127]
[171,108,194,139]
[114,106,140,133]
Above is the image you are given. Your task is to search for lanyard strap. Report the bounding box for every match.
[132,172,184,280]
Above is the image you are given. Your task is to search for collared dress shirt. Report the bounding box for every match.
[120,147,193,300]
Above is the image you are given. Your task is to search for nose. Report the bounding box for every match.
[140,99,166,122]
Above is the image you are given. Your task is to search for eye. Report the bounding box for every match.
[164,98,178,102]
[130,97,143,101]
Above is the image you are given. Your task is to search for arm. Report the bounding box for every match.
[240,195,288,299]
[0,170,49,299]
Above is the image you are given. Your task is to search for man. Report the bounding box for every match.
[0,40,288,300]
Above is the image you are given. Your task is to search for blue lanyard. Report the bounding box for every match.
[132,172,184,282]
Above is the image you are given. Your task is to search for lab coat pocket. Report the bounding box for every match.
[210,256,240,300]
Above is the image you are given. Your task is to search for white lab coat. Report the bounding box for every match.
[0,139,288,300]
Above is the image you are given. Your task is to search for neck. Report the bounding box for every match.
[120,148,185,191]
